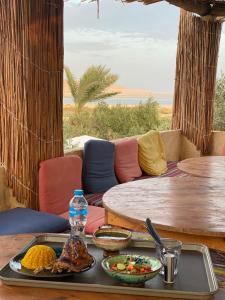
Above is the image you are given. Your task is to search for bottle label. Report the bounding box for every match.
[69,207,88,217]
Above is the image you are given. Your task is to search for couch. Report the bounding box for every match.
[38,132,189,234]
[1,130,224,235]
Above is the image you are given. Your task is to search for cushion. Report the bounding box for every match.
[0,208,69,235]
[60,206,105,234]
[138,130,167,176]
[82,140,118,193]
[85,192,104,207]
[137,162,189,180]
[114,138,142,183]
[0,167,26,212]
[222,144,225,155]
[39,155,82,215]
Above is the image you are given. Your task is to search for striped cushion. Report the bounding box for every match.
[85,162,188,207]
[85,193,105,207]
[138,161,189,180]
[210,249,225,288]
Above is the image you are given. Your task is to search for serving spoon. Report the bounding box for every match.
[145,218,167,254]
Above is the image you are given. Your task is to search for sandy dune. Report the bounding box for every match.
[63,80,173,99]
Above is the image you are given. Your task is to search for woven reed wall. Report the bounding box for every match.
[172,10,222,154]
[0,0,64,209]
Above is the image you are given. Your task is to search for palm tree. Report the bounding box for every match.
[64,65,119,112]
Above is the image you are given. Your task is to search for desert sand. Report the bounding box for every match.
[63,80,173,100]
[63,103,172,119]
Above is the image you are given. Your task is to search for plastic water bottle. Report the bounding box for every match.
[69,189,88,237]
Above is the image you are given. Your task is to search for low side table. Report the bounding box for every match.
[177,156,225,178]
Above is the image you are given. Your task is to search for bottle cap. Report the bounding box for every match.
[74,189,84,196]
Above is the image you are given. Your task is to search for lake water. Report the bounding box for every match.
[64,97,173,106]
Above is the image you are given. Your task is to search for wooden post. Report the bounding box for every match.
[172,10,222,154]
[0,0,64,209]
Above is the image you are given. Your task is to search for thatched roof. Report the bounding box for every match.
[125,0,225,18]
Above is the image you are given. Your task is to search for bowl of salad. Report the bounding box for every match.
[101,254,162,285]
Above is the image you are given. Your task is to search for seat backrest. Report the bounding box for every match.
[114,138,142,183]
[222,144,225,156]
[39,155,82,215]
[82,140,118,193]
[138,130,167,176]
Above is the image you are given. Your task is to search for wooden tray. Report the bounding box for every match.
[0,233,218,299]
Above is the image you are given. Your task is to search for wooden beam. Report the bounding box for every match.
[166,0,225,17]
[125,0,225,17]
[211,3,225,16]
[166,0,211,16]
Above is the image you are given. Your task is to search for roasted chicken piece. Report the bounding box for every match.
[51,237,94,273]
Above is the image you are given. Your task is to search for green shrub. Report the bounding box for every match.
[157,117,171,130]
[63,98,171,144]
[214,73,225,130]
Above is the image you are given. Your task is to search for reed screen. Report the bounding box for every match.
[172,10,222,153]
[0,0,64,209]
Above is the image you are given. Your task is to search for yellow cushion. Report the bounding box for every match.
[138,131,167,176]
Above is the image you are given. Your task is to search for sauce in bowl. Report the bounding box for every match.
[92,227,132,254]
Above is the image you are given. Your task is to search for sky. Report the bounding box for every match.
[64,0,225,93]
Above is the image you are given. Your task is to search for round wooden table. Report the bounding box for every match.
[103,177,225,251]
[177,156,225,178]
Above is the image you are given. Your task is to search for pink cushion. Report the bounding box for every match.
[60,206,105,234]
[114,138,142,183]
[39,155,82,215]
[222,144,225,156]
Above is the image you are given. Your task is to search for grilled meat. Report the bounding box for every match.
[51,236,93,273]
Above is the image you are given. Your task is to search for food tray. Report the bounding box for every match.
[0,233,218,299]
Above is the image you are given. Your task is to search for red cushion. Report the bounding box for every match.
[39,155,82,215]
[60,206,105,234]
[114,138,142,183]
[222,144,225,156]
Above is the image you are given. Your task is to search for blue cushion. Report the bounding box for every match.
[0,208,69,235]
[83,140,118,193]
